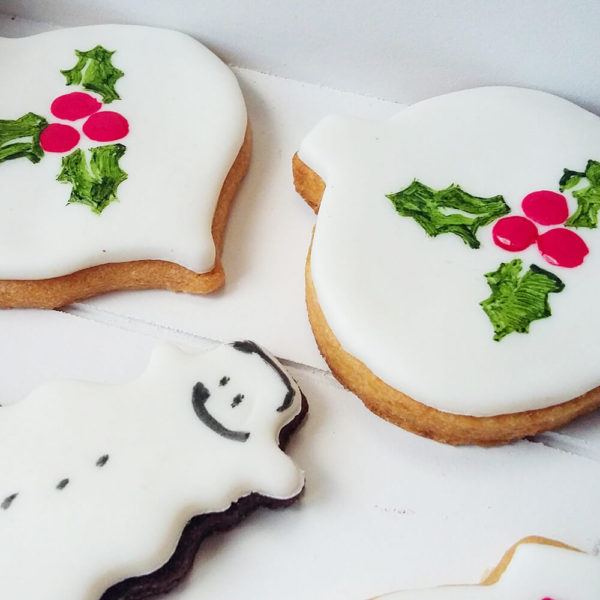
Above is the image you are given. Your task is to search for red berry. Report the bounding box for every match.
[492,216,538,251]
[50,92,102,121]
[83,111,129,142]
[39,123,80,153]
[537,228,589,268]
[522,190,569,226]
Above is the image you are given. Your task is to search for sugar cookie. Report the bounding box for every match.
[294,87,600,444]
[0,25,250,307]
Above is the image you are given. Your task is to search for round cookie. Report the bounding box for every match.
[371,537,600,599]
[294,87,600,445]
[0,25,250,307]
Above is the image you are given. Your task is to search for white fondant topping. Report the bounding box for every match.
[0,25,247,278]
[0,342,303,599]
[374,542,600,599]
[299,87,600,416]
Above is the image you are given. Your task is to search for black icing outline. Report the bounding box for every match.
[100,393,308,600]
[192,382,250,442]
[232,340,295,412]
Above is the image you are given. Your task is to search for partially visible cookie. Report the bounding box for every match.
[294,87,600,445]
[371,537,600,598]
[0,25,250,307]
[0,341,306,599]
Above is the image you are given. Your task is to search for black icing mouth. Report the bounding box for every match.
[192,382,250,442]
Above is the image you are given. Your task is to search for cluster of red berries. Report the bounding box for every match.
[39,91,129,153]
[492,190,589,268]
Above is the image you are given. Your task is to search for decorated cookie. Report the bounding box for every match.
[293,87,600,444]
[0,341,306,599]
[0,25,250,307]
[371,537,600,599]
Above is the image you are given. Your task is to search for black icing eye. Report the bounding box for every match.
[96,454,109,468]
[231,393,244,408]
[1,493,17,510]
[219,376,230,386]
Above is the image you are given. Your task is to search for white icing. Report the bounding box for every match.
[0,25,247,278]
[374,542,600,599]
[299,87,600,416]
[0,342,304,599]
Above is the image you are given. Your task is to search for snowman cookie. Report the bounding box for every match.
[0,341,306,599]
[294,87,600,445]
[372,537,600,599]
[0,25,250,307]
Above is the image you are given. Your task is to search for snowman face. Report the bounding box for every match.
[0,25,247,279]
[191,341,296,443]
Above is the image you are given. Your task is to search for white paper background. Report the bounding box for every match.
[1,13,600,600]
[2,1,600,113]
[0,309,599,599]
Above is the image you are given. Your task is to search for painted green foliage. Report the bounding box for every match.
[0,112,48,164]
[561,159,600,228]
[480,259,564,341]
[61,45,124,104]
[386,180,510,249]
[57,144,127,214]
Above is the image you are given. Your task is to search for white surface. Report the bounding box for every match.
[373,543,600,598]
[0,310,599,600]
[0,13,599,600]
[2,1,600,114]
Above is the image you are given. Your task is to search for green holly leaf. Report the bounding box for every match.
[57,144,128,214]
[480,259,564,341]
[386,180,510,249]
[561,159,600,228]
[61,46,124,104]
[0,112,48,164]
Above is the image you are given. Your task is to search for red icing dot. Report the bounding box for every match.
[492,216,538,251]
[522,190,569,226]
[83,111,129,142]
[537,228,589,268]
[39,123,80,153]
[50,92,102,121]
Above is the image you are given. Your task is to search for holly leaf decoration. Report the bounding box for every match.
[0,112,48,165]
[480,259,564,341]
[57,143,128,214]
[560,159,600,229]
[386,180,510,249]
[61,46,124,104]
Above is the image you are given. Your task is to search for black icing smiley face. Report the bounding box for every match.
[191,341,296,443]
[191,377,251,442]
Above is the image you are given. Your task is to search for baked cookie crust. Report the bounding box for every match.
[0,126,251,308]
[296,153,600,445]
